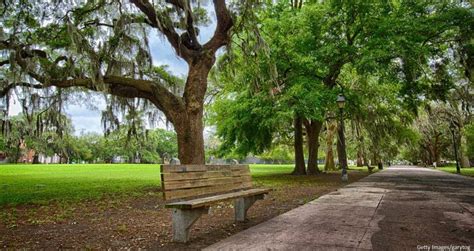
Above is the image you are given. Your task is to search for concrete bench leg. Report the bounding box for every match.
[172,207,209,243]
[234,194,265,222]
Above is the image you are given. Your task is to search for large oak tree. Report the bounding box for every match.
[0,0,254,164]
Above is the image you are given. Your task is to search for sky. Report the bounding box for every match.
[9,3,216,135]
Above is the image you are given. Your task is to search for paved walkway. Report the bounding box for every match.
[205,166,474,250]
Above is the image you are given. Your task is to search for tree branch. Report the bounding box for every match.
[53,76,185,121]
[130,0,195,62]
[166,0,200,50]
[82,20,115,29]
[0,81,44,97]
[203,0,234,52]
[3,37,186,124]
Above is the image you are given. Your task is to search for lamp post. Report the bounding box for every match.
[337,94,348,182]
[449,122,461,174]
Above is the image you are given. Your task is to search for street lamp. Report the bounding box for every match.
[337,94,346,109]
[337,94,348,182]
[449,122,461,174]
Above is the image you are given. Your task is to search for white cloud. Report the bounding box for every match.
[70,115,103,135]
[65,97,106,135]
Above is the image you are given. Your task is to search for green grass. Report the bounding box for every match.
[438,165,474,177]
[0,164,161,205]
[249,164,294,177]
[0,163,371,206]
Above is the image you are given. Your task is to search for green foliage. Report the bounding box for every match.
[210,0,469,162]
[0,112,74,163]
[83,127,178,164]
[340,66,418,163]
[66,133,98,163]
[0,135,6,152]
[148,128,178,163]
[465,124,474,159]
[258,145,294,163]
[210,91,286,156]
[1,112,177,164]
[1,117,25,162]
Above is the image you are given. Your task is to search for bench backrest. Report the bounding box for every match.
[160,165,253,201]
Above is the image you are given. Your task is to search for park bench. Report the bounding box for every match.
[160,164,271,242]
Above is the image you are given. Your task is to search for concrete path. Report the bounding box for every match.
[205,166,474,250]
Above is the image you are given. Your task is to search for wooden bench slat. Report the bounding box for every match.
[161,169,248,182]
[161,165,247,173]
[165,188,271,209]
[164,181,253,201]
[163,175,252,191]
[161,165,253,200]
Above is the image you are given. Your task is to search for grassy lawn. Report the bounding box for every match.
[0,163,371,206]
[0,163,373,249]
[249,164,374,187]
[0,164,161,205]
[438,165,474,177]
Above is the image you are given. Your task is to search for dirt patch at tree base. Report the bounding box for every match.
[0,172,369,250]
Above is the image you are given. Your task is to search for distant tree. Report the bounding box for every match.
[89,126,177,164]
[149,128,178,164]
[414,106,452,165]
[258,145,294,164]
[465,124,474,163]
[0,108,73,163]
[66,133,96,163]
[339,67,416,170]
[1,116,25,163]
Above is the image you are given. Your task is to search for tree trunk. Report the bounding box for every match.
[461,156,470,168]
[160,153,166,164]
[175,114,205,165]
[305,119,323,175]
[292,116,306,175]
[433,135,441,163]
[365,158,373,173]
[324,120,337,171]
[13,141,22,164]
[172,58,212,165]
[460,134,471,168]
[32,154,40,164]
[363,155,369,166]
[371,152,377,167]
[378,161,383,170]
[355,122,364,167]
[336,112,349,172]
[336,137,341,170]
[356,150,364,167]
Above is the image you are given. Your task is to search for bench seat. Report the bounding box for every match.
[165,188,271,209]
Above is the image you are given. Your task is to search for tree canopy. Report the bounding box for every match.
[1,0,472,168]
[209,0,473,172]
